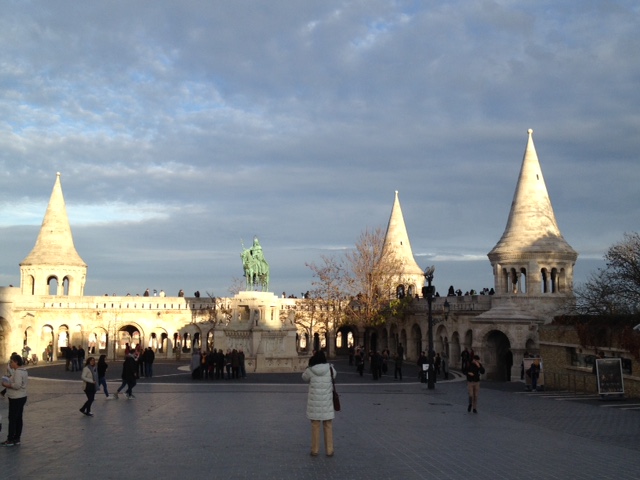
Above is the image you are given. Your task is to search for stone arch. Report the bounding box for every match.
[23,325,36,353]
[149,328,169,355]
[399,328,408,358]
[409,323,422,361]
[47,275,59,295]
[0,317,12,363]
[40,324,54,360]
[336,325,357,355]
[205,328,215,352]
[87,327,107,355]
[435,324,449,358]
[396,284,405,299]
[450,331,461,368]
[24,275,35,295]
[525,336,538,354]
[179,324,202,353]
[379,328,389,352]
[481,329,513,381]
[118,322,145,357]
[388,323,399,354]
[463,329,473,352]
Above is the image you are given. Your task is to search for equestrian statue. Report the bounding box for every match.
[241,236,270,291]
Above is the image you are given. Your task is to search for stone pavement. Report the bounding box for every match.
[1,358,639,479]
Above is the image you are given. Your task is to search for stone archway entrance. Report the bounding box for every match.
[484,330,511,381]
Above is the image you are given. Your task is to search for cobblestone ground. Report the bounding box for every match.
[1,358,638,479]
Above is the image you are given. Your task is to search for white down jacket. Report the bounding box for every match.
[302,363,336,421]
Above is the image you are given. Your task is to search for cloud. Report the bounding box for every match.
[0,1,637,297]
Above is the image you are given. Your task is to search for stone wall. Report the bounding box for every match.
[539,322,640,399]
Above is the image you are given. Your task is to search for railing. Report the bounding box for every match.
[545,371,597,395]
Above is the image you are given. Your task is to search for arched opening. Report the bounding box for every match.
[47,276,59,295]
[206,330,214,352]
[396,285,405,299]
[25,275,35,295]
[118,325,142,357]
[62,276,70,296]
[484,330,512,381]
[450,332,461,368]
[379,328,389,352]
[541,268,549,293]
[160,332,168,353]
[551,268,558,293]
[410,324,422,362]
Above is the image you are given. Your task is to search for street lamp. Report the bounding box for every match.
[422,266,436,390]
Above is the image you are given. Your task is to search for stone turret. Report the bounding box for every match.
[488,130,578,296]
[20,173,87,296]
[382,191,425,297]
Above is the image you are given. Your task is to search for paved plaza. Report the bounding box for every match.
[1,358,639,480]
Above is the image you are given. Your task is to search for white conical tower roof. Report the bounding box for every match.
[489,129,577,259]
[383,191,424,277]
[20,172,87,267]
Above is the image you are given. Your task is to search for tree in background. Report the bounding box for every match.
[307,227,404,330]
[575,232,640,315]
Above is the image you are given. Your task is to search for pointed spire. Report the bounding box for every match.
[20,173,87,267]
[383,191,423,276]
[489,129,577,257]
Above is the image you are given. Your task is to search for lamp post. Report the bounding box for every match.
[422,266,436,390]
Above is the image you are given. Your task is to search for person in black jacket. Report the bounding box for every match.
[466,355,485,413]
[114,354,138,399]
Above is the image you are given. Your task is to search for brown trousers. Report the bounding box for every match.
[310,420,334,456]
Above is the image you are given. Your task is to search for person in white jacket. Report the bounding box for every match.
[302,350,335,457]
[79,357,97,417]
[1,353,28,446]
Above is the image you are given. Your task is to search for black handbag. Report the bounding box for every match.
[330,366,340,411]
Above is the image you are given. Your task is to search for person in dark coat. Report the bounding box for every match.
[115,354,138,399]
[417,351,428,383]
[371,351,382,380]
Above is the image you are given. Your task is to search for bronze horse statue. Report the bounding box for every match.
[241,237,270,291]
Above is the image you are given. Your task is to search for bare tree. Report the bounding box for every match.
[228,277,244,296]
[306,255,347,353]
[343,227,405,327]
[575,232,640,314]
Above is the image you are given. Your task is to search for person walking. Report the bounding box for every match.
[79,357,97,416]
[97,355,112,399]
[1,353,28,446]
[114,354,138,399]
[302,351,335,457]
[466,355,485,413]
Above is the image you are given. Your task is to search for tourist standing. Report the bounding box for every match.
[466,355,485,413]
[80,357,97,416]
[1,353,28,446]
[302,351,335,457]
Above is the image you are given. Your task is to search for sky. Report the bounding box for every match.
[0,1,638,298]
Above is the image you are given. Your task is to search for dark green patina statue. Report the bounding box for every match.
[241,236,270,291]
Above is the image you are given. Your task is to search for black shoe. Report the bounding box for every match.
[467,404,472,412]
[79,408,85,414]
[473,409,477,414]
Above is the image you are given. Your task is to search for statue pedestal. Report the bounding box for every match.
[221,291,306,373]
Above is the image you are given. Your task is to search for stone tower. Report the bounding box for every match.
[20,173,87,296]
[488,129,578,298]
[382,191,425,297]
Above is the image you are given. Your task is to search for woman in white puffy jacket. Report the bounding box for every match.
[302,350,335,457]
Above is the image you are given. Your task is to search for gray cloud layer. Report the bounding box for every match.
[0,1,637,296]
